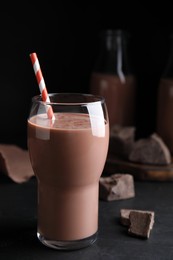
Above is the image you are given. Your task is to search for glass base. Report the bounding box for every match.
[37,231,98,250]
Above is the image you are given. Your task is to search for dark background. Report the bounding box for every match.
[0,2,173,148]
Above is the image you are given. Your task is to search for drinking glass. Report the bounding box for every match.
[27,93,109,250]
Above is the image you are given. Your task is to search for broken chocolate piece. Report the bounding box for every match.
[99,174,135,201]
[120,209,155,229]
[128,211,155,238]
[109,125,136,159]
[129,133,171,165]
[0,144,34,183]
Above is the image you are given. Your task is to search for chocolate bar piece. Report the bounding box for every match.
[99,174,135,201]
[0,144,34,183]
[109,125,136,159]
[128,211,155,238]
[120,209,155,229]
[129,133,171,165]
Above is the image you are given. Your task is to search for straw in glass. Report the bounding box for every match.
[30,52,55,121]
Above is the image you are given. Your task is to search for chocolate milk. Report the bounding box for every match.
[157,78,173,154]
[90,73,136,127]
[28,113,109,241]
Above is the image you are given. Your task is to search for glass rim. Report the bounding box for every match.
[32,93,105,106]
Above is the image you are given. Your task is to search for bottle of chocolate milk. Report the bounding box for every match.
[90,30,136,128]
[156,34,173,154]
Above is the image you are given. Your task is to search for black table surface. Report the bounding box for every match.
[0,175,173,260]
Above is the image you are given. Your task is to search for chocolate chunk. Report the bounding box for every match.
[129,133,171,165]
[99,174,135,201]
[120,209,155,229]
[109,125,136,159]
[0,144,34,183]
[128,211,155,238]
[120,208,132,226]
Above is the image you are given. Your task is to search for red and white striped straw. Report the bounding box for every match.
[30,52,55,121]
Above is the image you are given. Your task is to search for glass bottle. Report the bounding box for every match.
[156,33,173,154]
[89,29,136,128]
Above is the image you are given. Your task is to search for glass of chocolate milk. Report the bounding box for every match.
[27,93,109,250]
